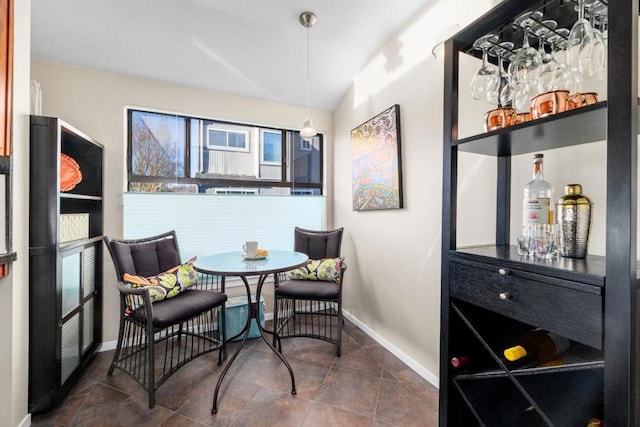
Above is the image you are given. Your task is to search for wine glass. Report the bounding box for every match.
[508,11,543,101]
[488,41,514,106]
[553,28,582,93]
[470,34,500,102]
[567,0,596,76]
[534,20,558,93]
[499,48,516,108]
[587,2,607,80]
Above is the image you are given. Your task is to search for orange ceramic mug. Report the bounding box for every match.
[484,107,517,132]
[531,90,570,119]
[568,92,598,109]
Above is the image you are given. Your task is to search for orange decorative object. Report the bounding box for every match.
[484,107,517,132]
[60,153,82,192]
[531,90,570,119]
[568,92,598,110]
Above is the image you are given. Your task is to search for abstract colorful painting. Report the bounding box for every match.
[351,105,403,211]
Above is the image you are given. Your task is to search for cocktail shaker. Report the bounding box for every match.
[556,184,592,258]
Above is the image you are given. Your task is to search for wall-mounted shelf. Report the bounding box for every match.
[455,102,607,156]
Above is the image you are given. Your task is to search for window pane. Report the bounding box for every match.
[288,132,321,184]
[262,131,282,163]
[189,118,200,178]
[292,187,321,196]
[131,111,185,177]
[228,132,246,149]
[209,129,227,147]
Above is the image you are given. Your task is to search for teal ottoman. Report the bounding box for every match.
[221,295,265,340]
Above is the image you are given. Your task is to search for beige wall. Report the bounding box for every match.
[332,0,506,383]
[332,0,613,385]
[1,0,31,426]
[30,60,333,344]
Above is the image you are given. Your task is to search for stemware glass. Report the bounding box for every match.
[508,11,543,110]
[567,0,596,76]
[499,49,516,108]
[587,2,607,80]
[488,41,514,106]
[534,20,558,93]
[550,28,581,93]
[470,34,500,102]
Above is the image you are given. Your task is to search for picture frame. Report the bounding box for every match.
[350,104,403,211]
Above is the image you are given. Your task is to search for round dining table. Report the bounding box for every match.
[194,249,308,414]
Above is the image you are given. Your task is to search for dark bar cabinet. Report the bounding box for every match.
[439,0,638,425]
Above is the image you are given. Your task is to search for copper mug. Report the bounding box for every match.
[530,90,570,119]
[484,107,517,132]
[515,112,532,124]
[568,92,598,109]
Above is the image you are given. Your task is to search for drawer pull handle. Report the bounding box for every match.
[499,292,510,300]
[498,268,510,276]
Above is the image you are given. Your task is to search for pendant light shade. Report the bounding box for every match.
[300,12,317,138]
[300,117,317,138]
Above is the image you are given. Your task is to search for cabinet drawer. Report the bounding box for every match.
[450,260,602,350]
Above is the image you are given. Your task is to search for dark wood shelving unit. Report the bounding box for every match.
[28,116,104,414]
[440,0,637,425]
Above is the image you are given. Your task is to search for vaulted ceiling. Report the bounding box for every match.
[31,0,433,111]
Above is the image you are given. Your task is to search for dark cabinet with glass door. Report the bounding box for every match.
[440,0,638,425]
[29,116,103,413]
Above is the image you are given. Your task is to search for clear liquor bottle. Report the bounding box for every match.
[523,153,554,230]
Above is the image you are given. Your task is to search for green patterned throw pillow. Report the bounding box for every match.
[122,256,198,312]
[287,257,344,283]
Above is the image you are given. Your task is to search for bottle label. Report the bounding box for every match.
[523,198,550,224]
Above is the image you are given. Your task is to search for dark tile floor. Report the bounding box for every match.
[31,320,439,426]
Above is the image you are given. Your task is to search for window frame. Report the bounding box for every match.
[126,108,324,195]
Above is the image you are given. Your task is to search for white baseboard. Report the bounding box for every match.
[342,309,440,389]
[98,310,439,391]
[18,413,31,427]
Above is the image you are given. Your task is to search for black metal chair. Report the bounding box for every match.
[103,230,227,408]
[273,227,346,356]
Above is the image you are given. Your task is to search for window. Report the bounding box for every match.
[300,139,312,151]
[291,189,316,195]
[207,126,248,151]
[129,111,187,192]
[212,188,258,195]
[127,109,323,195]
[261,130,282,164]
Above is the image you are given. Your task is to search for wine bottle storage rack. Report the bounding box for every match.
[450,300,604,425]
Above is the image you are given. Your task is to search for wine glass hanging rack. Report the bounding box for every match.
[464,0,608,62]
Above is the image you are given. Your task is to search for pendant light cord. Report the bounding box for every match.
[306,24,311,112]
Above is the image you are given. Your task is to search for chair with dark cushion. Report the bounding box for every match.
[273,227,346,356]
[104,230,227,408]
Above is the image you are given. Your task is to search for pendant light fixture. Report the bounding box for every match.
[299,11,317,138]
